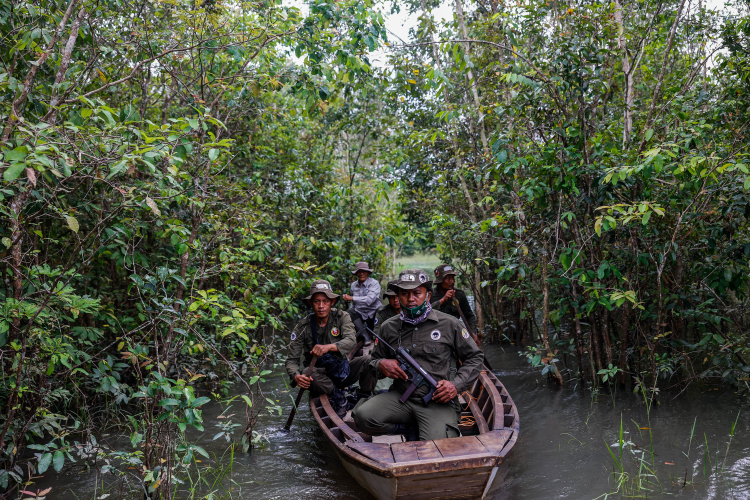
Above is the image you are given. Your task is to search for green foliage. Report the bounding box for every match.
[0,0,399,497]
[384,0,750,392]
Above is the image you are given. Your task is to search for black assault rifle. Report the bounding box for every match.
[370,330,439,405]
[347,311,373,360]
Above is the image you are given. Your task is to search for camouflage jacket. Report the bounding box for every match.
[285,309,356,380]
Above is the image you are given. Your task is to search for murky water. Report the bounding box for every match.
[41,346,750,499]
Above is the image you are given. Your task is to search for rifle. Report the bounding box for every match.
[451,296,494,372]
[370,330,439,405]
[347,312,374,360]
[283,355,318,430]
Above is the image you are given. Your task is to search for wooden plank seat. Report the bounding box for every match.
[433,435,488,458]
[347,441,395,463]
[476,429,513,455]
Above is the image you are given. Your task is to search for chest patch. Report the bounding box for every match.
[291,332,297,341]
[331,327,340,337]
[374,317,378,325]
[430,330,441,341]
[461,328,470,339]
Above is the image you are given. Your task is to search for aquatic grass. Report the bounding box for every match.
[183,444,238,500]
[721,411,740,472]
[602,409,743,498]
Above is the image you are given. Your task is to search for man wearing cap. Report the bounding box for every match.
[375,280,400,334]
[432,264,478,335]
[285,279,377,417]
[342,262,381,331]
[353,269,484,441]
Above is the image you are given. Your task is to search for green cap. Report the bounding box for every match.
[383,280,398,298]
[393,268,433,291]
[304,279,339,302]
[433,263,457,284]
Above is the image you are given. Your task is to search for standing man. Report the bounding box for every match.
[432,264,478,335]
[353,269,484,441]
[342,261,381,331]
[375,280,400,334]
[286,280,376,417]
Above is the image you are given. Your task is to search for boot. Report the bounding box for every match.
[346,390,371,410]
[329,388,348,419]
[390,423,419,442]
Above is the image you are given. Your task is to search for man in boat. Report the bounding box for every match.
[374,280,400,334]
[286,279,376,417]
[342,261,381,331]
[353,269,484,441]
[431,264,477,335]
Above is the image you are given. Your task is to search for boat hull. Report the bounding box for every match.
[309,367,519,500]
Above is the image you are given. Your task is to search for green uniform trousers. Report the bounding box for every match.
[310,355,376,396]
[352,389,461,441]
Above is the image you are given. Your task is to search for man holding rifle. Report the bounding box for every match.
[285,280,376,418]
[353,269,484,441]
[431,264,477,335]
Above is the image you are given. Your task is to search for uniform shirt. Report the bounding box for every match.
[431,287,478,334]
[349,277,381,320]
[285,309,356,380]
[370,309,484,399]
[374,303,400,334]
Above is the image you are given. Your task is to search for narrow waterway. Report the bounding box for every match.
[43,345,750,499]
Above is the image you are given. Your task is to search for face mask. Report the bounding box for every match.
[402,296,428,316]
[400,292,432,325]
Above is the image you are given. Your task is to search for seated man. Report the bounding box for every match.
[342,261,381,331]
[285,280,376,417]
[374,280,400,334]
[353,269,484,441]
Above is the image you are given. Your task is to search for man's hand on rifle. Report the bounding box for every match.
[433,380,457,403]
[439,289,456,305]
[294,373,313,389]
[311,343,337,357]
[379,359,408,380]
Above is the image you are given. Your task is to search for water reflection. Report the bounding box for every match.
[39,346,750,499]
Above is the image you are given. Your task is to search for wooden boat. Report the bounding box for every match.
[309,368,519,500]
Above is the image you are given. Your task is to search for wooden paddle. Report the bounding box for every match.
[452,297,493,371]
[283,355,318,430]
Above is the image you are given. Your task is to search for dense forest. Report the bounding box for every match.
[1,0,749,497]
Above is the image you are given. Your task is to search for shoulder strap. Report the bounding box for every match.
[309,313,319,346]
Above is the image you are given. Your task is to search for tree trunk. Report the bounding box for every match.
[600,311,613,366]
[590,315,603,373]
[542,240,564,384]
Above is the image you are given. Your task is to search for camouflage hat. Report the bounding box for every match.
[434,263,457,284]
[304,279,339,303]
[383,280,398,298]
[351,261,374,275]
[393,268,433,291]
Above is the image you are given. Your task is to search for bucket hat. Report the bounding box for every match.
[383,280,398,298]
[393,268,433,291]
[351,261,374,275]
[304,279,339,303]
[433,263,457,284]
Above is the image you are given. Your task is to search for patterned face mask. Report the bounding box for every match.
[400,293,432,325]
